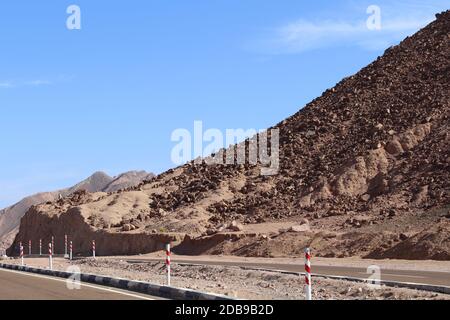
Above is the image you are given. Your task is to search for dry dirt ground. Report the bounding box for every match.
[2,256,449,300]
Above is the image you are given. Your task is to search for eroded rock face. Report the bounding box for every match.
[7,206,180,256]
[366,220,450,260]
[385,123,432,156]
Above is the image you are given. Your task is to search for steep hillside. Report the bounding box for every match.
[9,11,450,259]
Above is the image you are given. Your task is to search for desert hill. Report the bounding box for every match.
[8,11,449,259]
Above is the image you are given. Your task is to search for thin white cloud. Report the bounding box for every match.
[0,79,51,89]
[251,3,447,54]
[25,79,52,86]
[277,17,432,53]
[0,77,67,89]
[0,81,13,88]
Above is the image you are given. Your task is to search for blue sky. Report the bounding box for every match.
[0,0,448,208]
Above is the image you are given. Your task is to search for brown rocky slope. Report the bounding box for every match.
[8,11,450,259]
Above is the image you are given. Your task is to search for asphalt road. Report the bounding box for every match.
[0,268,161,300]
[124,257,450,287]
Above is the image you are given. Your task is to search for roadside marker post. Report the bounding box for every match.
[70,241,73,260]
[92,240,96,259]
[39,239,42,256]
[20,242,24,266]
[51,236,54,255]
[48,243,53,270]
[166,243,171,286]
[65,234,68,257]
[305,248,312,300]
[28,240,31,256]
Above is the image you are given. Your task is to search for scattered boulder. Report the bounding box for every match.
[288,224,311,233]
[158,208,169,217]
[299,218,309,225]
[206,228,218,235]
[228,221,244,232]
[346,215,372,228]
[122,224,132,232]
[399,233,409,241]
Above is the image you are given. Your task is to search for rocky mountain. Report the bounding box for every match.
[8,11,450,259]
[65,172,114,194]
[0,170,153,251]
[103,171,154,193]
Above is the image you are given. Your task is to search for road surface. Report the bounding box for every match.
[122,257,450,287]
[0,268,161,300]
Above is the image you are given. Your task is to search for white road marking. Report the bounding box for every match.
[0,267,154,300]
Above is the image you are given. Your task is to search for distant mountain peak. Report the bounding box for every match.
[103,170,155,192]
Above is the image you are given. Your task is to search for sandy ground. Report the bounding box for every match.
[2,256,449,300]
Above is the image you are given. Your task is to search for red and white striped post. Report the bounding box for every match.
[305,248,312,300]
[28,240,32,255]
[48,243,53,270]
[39,239,42,256]
[92,240,96,258]
[64,234,68,257]
[69,241,73,260]
[165,243,171,286]
[20,242,24,266]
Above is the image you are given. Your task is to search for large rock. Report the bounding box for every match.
[122,224,132,232]
[228,221,244,232]
[288,224,311,233]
